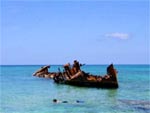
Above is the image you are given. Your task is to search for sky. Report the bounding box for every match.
[0,0,149,65]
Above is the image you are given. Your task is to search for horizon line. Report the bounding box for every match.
[0,63,149,66]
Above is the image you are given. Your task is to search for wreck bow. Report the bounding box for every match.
[33,65,56,78]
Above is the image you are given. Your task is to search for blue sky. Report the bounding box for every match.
[1,0,149,65]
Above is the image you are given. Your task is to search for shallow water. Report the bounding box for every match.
[0,65,150,113]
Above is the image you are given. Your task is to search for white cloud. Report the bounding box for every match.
[105,32,130,40]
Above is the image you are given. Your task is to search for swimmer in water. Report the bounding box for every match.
[76,100,84,103]
[53,99,68,103]
[53,99,84,104]
[53,99,59,103]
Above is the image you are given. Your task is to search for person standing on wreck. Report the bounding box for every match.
[73,60,81,73]
[64,63,71,79]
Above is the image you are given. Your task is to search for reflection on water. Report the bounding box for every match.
[107,89,118,98]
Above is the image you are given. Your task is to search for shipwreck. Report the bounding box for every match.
[33,60,119,88]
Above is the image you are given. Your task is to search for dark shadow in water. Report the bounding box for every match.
[118,99,150,113]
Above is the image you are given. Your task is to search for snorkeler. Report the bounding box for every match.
[76,100,84,103]
[53,99,58,103]
[53,99,84,104]
[53,99,68,103]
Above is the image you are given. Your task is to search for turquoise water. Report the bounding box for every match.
[0,65,150,113]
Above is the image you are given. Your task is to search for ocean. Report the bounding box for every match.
[0,65,150,113]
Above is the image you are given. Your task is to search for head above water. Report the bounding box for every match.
[53,99,57,103]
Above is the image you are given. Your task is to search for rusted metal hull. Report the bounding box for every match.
[54,73,119,88]
[33,61,119,89]
[64,80,118,88]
